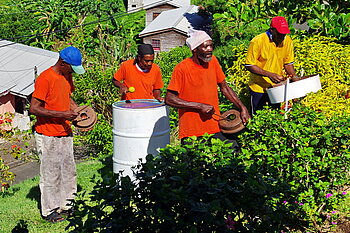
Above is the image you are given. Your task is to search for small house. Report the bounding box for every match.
[128,0,190,21]
[0,40,58,130]
[139,5,198,52]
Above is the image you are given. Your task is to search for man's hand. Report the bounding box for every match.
[63,110,79,121]
[156,97,164,102]
[199,103,214,115]
[153,89,163,102]
[245,65,286,84]
[269,73,286,83]
[165,90,214,116]
[119,85,128,95]
[240,108,251,124]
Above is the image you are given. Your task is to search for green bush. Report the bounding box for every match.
[200,0,349,46]
[155,46,192,85]
[69,104,349,232]
[76,117,113,159]
[238,104,350,229]
[68,135,301,232]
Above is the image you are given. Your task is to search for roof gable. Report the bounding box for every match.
[143,0,190,9]
[0,40,58,97]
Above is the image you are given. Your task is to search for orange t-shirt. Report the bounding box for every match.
[113,59,163,100]
[167,56,225,139]
[32,67,74,136]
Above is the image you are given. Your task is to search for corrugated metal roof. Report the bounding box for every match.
[0,40,58,97]
[139,5,198,37]
[143,0,190,9]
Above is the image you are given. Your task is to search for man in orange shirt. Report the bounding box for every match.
[29,46,84,223]
[166,29,250,146]
[112,44,164,101]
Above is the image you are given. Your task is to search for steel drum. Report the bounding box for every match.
[267,74,321,104]
[218,109,245,134]
[72,105,97,131]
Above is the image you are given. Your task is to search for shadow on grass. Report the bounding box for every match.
[11,219,29,233]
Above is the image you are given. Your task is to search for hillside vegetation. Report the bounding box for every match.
[1,0,349,232]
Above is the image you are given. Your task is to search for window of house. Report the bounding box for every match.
[132,4,136,8]
[153,13,160,20]
[151,39,161,52]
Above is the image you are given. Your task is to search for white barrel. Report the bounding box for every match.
[112,99,170,178]
[267,74,322,104]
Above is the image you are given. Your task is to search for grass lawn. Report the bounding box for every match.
[0,159,104,233]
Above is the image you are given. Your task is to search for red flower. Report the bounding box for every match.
[2,183,10,189]
[225,215,237,230]
[11,145,17,149]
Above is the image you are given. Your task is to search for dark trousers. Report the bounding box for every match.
[250,91,279,115]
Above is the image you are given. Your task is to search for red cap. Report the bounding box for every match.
[270,16,290,34]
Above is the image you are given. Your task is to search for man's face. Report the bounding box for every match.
[195,40,213,63]
[62,61,74,74]
[270,28,286,46]
[137,54,154,71]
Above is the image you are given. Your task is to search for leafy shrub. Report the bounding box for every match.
[238,104,350,229]
[0,158,14,192]
[214,39,251,74]
[294,36,350,117]
[1,113,16,189]
[68,135,300,232]
[73,64,118,120]
[0,113,33,190]
[200,0,349,46]
[0,2,38,42]
[155,46,192,85]
[75,117,113,159]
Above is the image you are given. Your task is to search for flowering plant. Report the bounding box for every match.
[238,104,350,229]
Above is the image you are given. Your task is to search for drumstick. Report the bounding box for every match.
[213,113,231,121]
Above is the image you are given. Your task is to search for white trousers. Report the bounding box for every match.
[35,133,77,217]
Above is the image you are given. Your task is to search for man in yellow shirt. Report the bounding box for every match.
[245,16,297,114]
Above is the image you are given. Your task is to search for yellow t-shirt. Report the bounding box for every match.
[245,32,294,93]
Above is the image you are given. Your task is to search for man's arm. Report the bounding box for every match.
[29,97,78,121]
[153,89,164,102]
[165,90,214,115]
[70,98,78,111]
[284,63,297,77]
[245,65,285,83]
[218,80,251,123]
[112,78,128,95]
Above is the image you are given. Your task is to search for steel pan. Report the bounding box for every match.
[267,74,321,104]
[72,105,97,131]
[218,109,245,134]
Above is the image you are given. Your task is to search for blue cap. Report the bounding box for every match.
[59,46,85,74]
